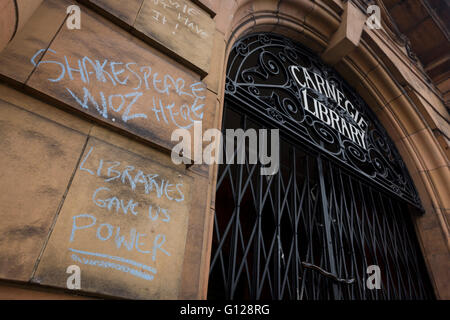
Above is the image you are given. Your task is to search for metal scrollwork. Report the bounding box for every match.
[225,33,422,209]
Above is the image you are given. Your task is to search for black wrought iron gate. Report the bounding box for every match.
[207,33,435,300]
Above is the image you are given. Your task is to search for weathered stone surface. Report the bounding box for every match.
[0,0,70,83]
[26,7,216,160]
[0,84,92,135]
[179,172,209,299]
[203,30,226,94]
[321,0,366,65]
[88,0,143,26]
[134,0,215,75]
[86,125,211,299]
[33,138,193,299]
[16,0,44,31]
[0,0,16,53]
[0,99,87,281]
[192,0,218,16]
[214,0,237,36]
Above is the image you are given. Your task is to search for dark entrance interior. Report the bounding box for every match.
[207,33,435,300]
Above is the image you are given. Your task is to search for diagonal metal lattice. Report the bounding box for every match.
[208,103,434,300]
[208,33,434,300]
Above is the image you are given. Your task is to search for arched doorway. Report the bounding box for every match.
[208,33,435,300]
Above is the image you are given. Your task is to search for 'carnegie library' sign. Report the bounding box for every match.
[225,33,422,208]
[289,65,369,150]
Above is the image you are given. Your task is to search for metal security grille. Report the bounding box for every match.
[207,33,435,300]
[224,33,422,208]
[208,103,435,300]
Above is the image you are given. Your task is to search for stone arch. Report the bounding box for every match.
[206,0,449,299]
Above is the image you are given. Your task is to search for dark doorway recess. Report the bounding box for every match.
[208,33,435,300]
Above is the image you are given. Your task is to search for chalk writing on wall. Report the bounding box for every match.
[31,48,207,130]
[33,139,192,299]
[149,0,209,38]
[134,0,215,74]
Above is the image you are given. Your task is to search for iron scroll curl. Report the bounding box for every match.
[225,33,422,209]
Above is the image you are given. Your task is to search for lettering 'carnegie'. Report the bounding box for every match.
[290,64,369,150]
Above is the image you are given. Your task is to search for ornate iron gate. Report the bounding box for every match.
[208,33,435,300]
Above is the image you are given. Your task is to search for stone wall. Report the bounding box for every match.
[0,0,448,299]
